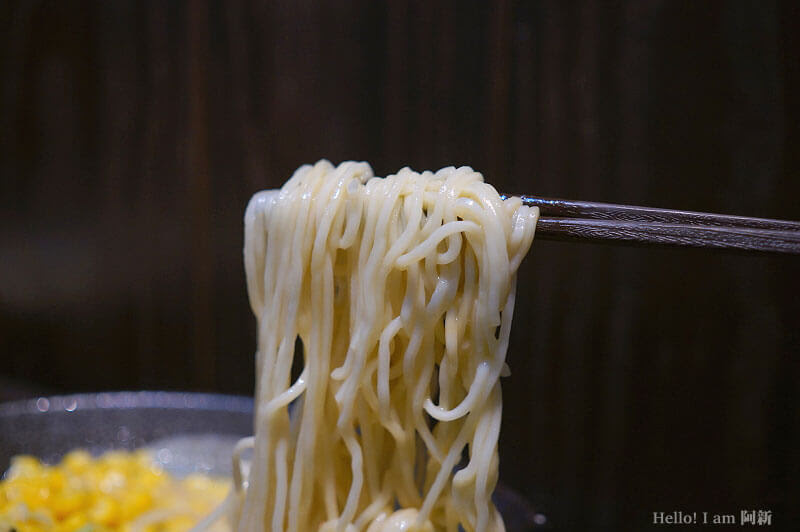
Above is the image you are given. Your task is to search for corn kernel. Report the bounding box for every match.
[0,449,230,531]
[88,495,120,526]
[120,491,152,521]
[57,512,88,532]
[62,450,92,473]
[7,455,42,478]
[50,490,86,520]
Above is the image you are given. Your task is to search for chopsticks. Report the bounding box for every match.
[510,195,800,255]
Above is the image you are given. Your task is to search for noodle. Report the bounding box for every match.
[232,160,537,532]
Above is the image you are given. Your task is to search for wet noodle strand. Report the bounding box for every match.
[233,160,537,532]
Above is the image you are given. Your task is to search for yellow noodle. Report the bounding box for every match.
[234,161,537,532]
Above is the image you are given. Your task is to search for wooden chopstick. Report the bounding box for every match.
[518,196,800,231]
[507,195,800,255]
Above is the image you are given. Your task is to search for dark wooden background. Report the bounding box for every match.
[1,1,798,529]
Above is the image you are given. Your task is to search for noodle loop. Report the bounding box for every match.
[236,161,537,532]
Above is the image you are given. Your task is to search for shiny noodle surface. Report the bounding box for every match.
[232,161,537,532]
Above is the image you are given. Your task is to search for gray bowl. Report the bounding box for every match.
[0,391,546,530]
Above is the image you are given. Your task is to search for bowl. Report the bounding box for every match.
[0,391,546,530]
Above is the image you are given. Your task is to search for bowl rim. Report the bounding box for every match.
[0,390,254,417]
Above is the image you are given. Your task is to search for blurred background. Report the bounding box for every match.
[1,0,798,529]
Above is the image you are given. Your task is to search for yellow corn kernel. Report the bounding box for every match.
[101,451,131,471]
[13,482,47,510]
[164,514,195,532]
[46,469,67,492]
[120,490,153,521]
[62,450,93,473]
[19,523,47,532]
[50,490,86,520]
[1,449,230,531]
[137,468,166,491]
[57,512,88,532]
[89,495,120,527]
[99,469,127,493]
[7,455,43,478]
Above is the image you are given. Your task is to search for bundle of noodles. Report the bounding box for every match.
[233,161,537,532]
